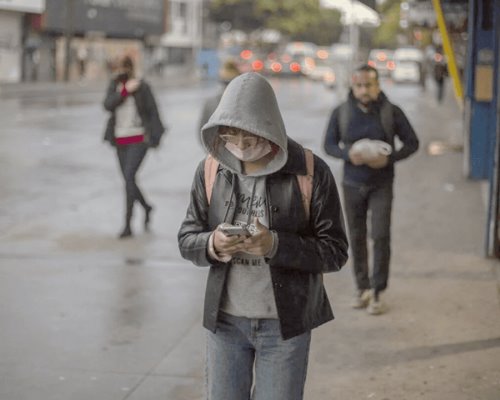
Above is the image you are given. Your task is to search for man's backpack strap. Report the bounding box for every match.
[338,102,350,144]
[296,148,314,220]
[379,100,394,143]
[204,149,314,219]
[204,154,219,204]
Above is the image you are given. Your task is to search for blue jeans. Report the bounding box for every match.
[206,312,311,400]
[343,181,393,293]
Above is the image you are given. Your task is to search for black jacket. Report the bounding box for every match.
[178,139,348,339]
[323,91,419,185]
[103,78,165,147]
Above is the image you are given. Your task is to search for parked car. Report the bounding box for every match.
[367,48,395,77]
[392,47,424,83]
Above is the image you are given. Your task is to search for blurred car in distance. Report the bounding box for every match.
[265,41,316,78]
[302,46,337,88]
[392,47,424,83]
[330,43,354,63]
[236,48,266,74]
[302,47,327,78]
[284,41,318,58]
[323,68,337,89]
[265,51,304,77]
[367,49,395,77]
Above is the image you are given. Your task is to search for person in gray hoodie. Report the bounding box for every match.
[178,72,348,400]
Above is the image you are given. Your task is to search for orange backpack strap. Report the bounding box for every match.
[296,148,314,220]
[204,154,220,204]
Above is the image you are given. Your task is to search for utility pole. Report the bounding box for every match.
[64,0,74,82]
[349,0,359,75]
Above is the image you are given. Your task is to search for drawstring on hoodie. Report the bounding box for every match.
[222,174,257,229]
[222,177,237,223]
[246,179,257,228]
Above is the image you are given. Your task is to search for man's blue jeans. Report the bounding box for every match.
[343,181,393,293]
[206,311,311,400]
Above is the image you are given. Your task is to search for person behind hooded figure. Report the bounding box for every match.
[433,47,448,103]
[103,55,165,238]
[178,72,348,400]
[323,64,419,315]
[197,59,241,140]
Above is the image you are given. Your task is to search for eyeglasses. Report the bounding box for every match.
[219,127,260,147]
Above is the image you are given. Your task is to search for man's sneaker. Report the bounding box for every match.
[351,289,371,309]
[367,291,387,315]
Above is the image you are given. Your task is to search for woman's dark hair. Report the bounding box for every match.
[120,56,134,70]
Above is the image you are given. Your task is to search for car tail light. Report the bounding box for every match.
[325,71,336,83]
[240,49,253,60]
[252,60,264,71]
[317,49,329,60]
[368,60,376,68]
[304,57,315,68]
[271,62,282,73]
[387,61,395,70]
[376,52,387,61]
[290,62,301,73]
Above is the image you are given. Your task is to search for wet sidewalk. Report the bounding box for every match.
[0,74,499,400]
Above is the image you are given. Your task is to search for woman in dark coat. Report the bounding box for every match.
[103,56,165,238]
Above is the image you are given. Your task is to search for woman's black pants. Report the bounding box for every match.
[116,142,149,227]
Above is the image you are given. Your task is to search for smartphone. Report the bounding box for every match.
[220,225,250,237]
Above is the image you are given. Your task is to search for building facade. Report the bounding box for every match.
[0,0,207,83]
[0,0,45,83]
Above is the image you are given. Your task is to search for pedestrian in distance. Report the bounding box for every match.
[433,47,448,103]
[197,59,241,140]
[323,64,419,315]
[103,55,166,239]
[418,59,427,91]
[178,72,348,400]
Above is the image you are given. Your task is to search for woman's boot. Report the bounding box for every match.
[144,204,153,232]
[119,204,133,239]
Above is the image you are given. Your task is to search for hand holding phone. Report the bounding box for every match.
[219,225,251,237]
[213,224,248,258]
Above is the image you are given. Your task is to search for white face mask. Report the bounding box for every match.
[225,140,272,162]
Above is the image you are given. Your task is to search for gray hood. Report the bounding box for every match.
[201,72,288,176]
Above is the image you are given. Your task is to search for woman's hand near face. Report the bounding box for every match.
[125,79,140,93]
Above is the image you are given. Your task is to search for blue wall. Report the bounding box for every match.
[197,49,220,80]
[465,0,499,180]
